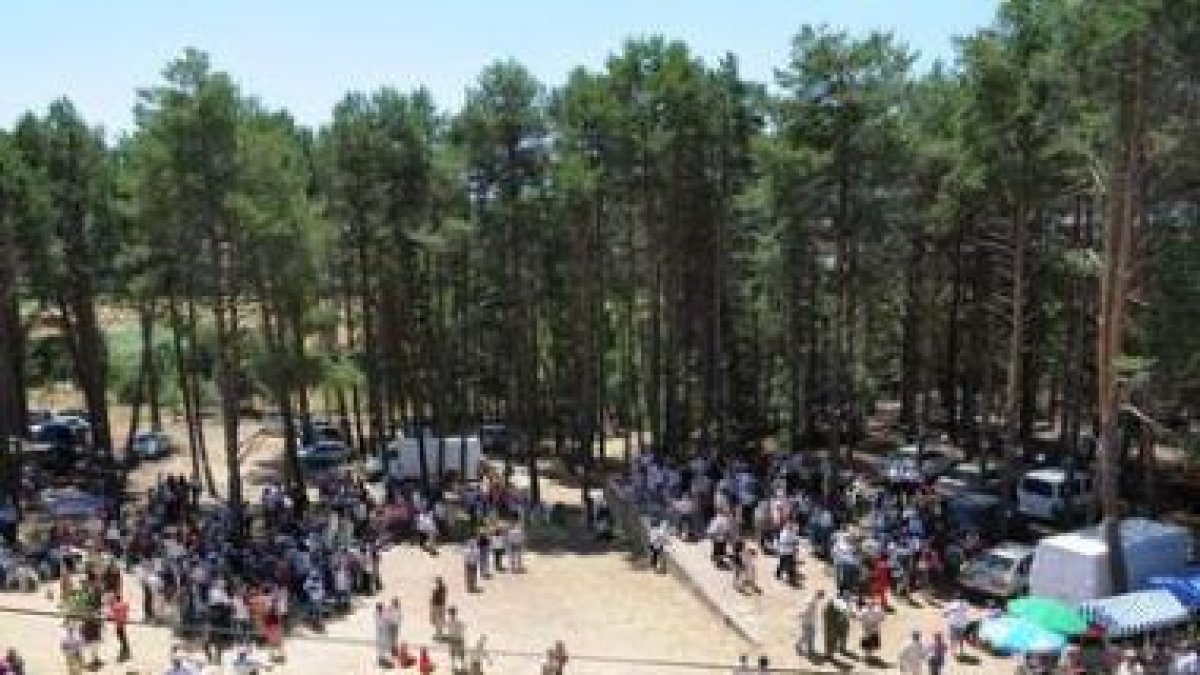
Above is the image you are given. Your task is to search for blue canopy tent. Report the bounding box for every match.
[1080,590,1192,638]
[1143,569,1200,609]
[978,616,1067,654]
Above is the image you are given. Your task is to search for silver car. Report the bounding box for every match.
[935,462,1003,497]
[130,431,173,460]
[883,446,955,484]
[958,542,1035,599]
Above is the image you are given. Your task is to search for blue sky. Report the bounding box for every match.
[2,1,999,133]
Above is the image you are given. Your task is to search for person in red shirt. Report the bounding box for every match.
[418,646,436,674]
[106,593,131,663]
[871,556,891,610]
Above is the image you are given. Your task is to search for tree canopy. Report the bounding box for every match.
[3,1,1200,553]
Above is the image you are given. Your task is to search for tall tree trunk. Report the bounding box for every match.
[900,243,921,436]
[356,230,384,456]
[124,302,154,457]
[342,285,365,455]
[944,220,966,437]
[213,236,244,532]
[1002,202,1029,525]
[168,295,204,496]
[145,303,162,432]
[0,238,24,443]
[648,262,663,450]
[1096,30,1147,595]
[183,294,217,495]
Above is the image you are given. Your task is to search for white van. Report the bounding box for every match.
[385,432,482,483]
[1016,468,1097,520]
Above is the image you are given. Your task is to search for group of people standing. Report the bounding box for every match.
[631,449,984,674]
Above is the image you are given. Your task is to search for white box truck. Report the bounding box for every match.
[1029,518,1193,604]
[386,433,482,482]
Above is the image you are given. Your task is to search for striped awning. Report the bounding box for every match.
[1080,590,1193,638]
[1144,569,1200,609]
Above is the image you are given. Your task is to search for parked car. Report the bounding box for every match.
[1016,468,1097,521]
[297,440,351,469]
[293,422,344,452]
[130,431,173,460]
[479,424,513,456]
[30,421,78,452]
[935,461,1003,497]
[312,423,343,443]
[958,542,1035,599]
[39,486,106,519]
[883,446,955,484]
[945,490,1019,540]
[55,409,92,432]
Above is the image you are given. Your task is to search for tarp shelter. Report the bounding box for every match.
[1143,569,1200,609]
[1030,518,1193,604]
[1080,590,1193,638]
[1083,519,1194,590]
[1029,533,1109,603]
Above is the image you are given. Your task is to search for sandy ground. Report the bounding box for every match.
[2,409,1020,674]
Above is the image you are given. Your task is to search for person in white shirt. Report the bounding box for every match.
[163,646,204,675]
[1171,644,1199,675]
[230,592,250,641]
[707,512,731,565]
[648,520,671,572]
[446,607,466,670]
[774,523,801,586]
[943,598,971,657]
[333,563,352,605]
[464,540,480,592]
[303,573,324,627]
[896,631,926,675]
[417,510,438,552]
[208,581,230,608]
[227,646,268,675]
[468,634,492,674]
[856,599,886,664]
[506,522,525,572]
[741,547,760,593]
[1116,649,1147,675]
[798,590,823,659]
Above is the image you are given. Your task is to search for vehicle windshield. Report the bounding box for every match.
[948,465,996,481]
[892,450,944,465]
[970,552,1016,575]
[1021,478,1055,497]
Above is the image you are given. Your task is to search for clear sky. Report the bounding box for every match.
[2,1,999,134]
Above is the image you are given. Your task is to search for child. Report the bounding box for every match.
[418,646,436,674]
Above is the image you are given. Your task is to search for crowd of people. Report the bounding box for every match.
[7,428,1195,673]
[0,456,575,673]
[630,449,1200,675]
[632,448,976,596]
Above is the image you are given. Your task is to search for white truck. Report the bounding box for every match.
[1029,518,1193,604]
[385,432,482,483]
